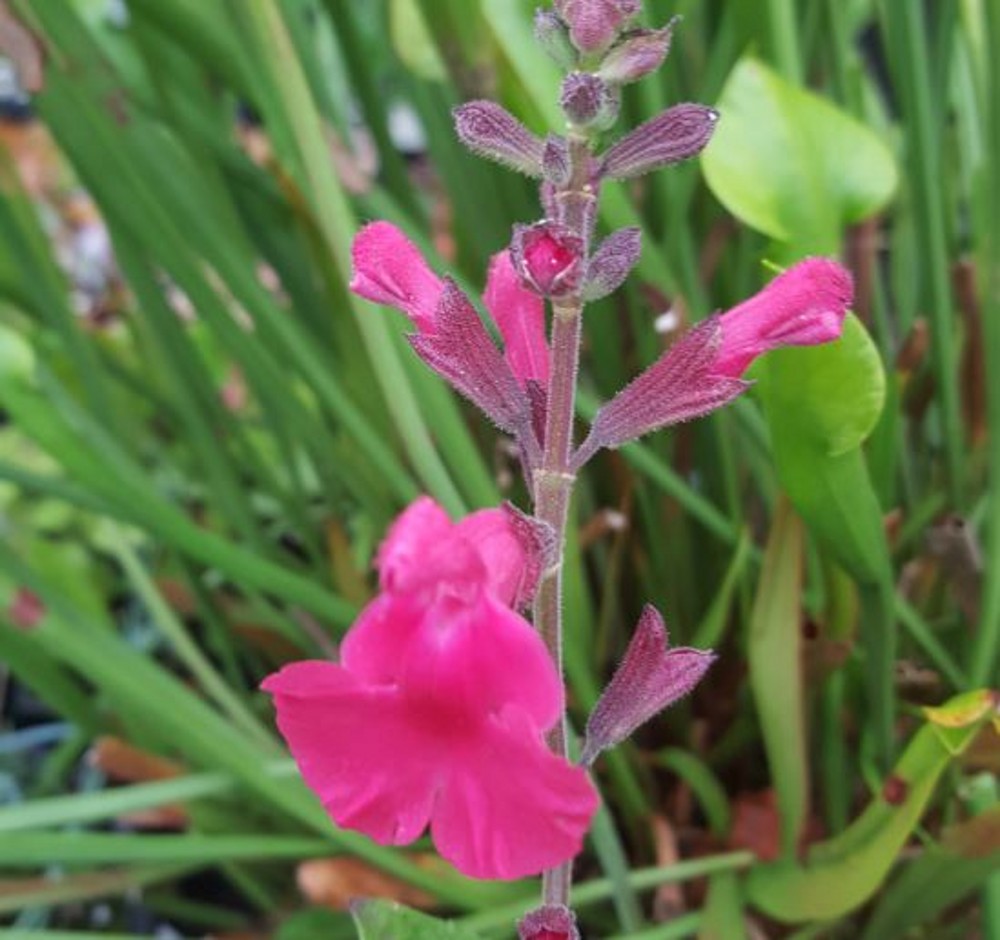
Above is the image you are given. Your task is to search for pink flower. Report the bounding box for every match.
[484,251,551,386]
[713,257,853,377]
[350,222,443,332]
[350,222,551,392]
[262,498,597,880]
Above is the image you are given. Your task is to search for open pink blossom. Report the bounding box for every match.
[713,257,853,377]
[263,497,597,880]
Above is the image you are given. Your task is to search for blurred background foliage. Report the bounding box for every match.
[0,0,997,937]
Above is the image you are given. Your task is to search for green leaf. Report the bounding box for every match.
[278,908,356,940]
[861,805,1000,939]
[756,315,888,584]
[390,0,447,81]
[745,690,998,923]
[702,57,898,251]
[351,900,481,939]
[747,498,808,860]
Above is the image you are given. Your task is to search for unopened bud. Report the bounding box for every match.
[598,20,677,85]
[554,0,642,54]
[560,72,619,131]
[580,605,715,765]
[600,103,718,180]
[583,227,641,301]
[453,101,546,177]
[534,9,577,69]
[511,222,586,299]
[518,904,580,940]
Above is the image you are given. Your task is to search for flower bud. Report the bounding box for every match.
[534,9,577,69]
[598,20,677,85]
[511,222,586,299]
[583,227,641,301]
[580,605,715,765]
[560,72,619,131]
[554,0,642,54]
[518,904,580,940]
[453,101,546,177]
[600,103,718,180]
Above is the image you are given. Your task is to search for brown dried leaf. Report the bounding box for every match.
[89,736,183,783]
[296,857,437,911]
[650,815,685,920]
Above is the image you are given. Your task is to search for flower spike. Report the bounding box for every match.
[580,605,715,766]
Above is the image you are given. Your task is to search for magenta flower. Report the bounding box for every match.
[349,222,443,332]
[574,257,854,465]
[262,498,598,880]
[484,251,551,387]
[713,257,853,377]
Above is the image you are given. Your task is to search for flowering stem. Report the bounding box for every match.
[533,135,594,909]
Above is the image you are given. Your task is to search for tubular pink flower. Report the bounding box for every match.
[714,257,854,377]
[484,251,551,387]
[349,222,443,331]
[262,498,598,881]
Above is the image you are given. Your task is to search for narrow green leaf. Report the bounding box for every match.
[748,497,808,859]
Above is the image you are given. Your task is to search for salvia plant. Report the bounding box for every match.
[264,1,856,933]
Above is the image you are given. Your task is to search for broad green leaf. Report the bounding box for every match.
[745,690,998,922]
[758,315,886,457]
[699,873,747,940]
[702,57,898,251]
[756,315,888,584]
[748,498,807,859]
[351,900,481,939]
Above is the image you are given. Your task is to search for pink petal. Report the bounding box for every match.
[399,593,563,731]
[715,258,854,377]
[263,662,439,845]
[432,707,598,879]
[483,251,551,386]
[376,496,482,595]
[342,589,561,728]
[456,504,554,609]
[350,222,444,332]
